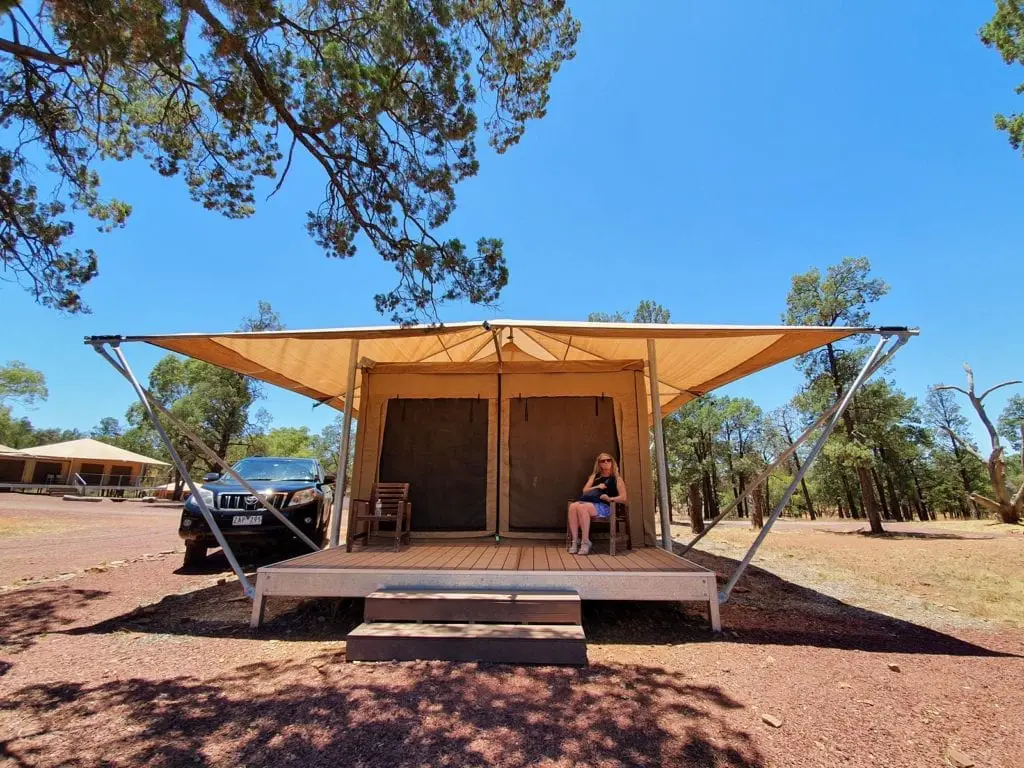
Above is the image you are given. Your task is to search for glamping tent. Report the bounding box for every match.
[87,320,914,639]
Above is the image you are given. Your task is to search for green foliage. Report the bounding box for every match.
[588,299,670,324]
[0,361,48,406]
[981,1,1024,157]
[998,394,1024,450]
[0,0,578,320]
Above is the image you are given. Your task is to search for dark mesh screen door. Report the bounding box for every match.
[508,396,618,532]
[378,398,489,532]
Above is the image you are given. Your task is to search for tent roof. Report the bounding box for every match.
[90,320,908,418]
[19,438,169,466]
[0,443,19,454]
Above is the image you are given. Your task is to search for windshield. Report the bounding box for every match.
[230,458,318,482]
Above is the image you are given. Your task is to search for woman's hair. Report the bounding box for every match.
[591,452,621,482]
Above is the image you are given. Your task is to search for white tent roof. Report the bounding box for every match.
[93,319,908,418]
[0,443,19,454]
[20,438,169,466]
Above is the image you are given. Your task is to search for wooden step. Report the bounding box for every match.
[346,622,587,665]
[364,589,581,625]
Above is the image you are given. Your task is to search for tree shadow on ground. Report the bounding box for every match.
[674,548,1018,658]
[0,657,764,768]
[62,546,1018,660]
[0,586,108,652]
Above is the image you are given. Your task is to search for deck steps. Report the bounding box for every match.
[346,622,587,664]
[363,589,581,625]
[348,588,587,665]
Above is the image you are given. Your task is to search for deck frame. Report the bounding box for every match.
[250,542,719,632]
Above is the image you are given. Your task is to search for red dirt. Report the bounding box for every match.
[0,494,182,587]
[1,496,1022,767]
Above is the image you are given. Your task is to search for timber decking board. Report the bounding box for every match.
[363,590,582,624]
[275,543,705,574]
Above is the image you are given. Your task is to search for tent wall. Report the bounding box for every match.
[349,361,657,544]
[352,371,499,538]
[498,367,655,543]
[507,396,618,532]
[379,398,490,531]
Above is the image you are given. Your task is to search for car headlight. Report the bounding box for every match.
[186,488,215,510]
[287,488,319,507]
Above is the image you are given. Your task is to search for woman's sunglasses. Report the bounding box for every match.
[598,458,612,463]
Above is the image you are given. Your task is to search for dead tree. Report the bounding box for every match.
[935,365,1023,525]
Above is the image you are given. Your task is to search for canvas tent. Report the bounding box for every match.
[87,320,885,543]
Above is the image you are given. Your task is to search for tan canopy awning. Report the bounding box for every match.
[97,320,885,419]
[105,320,876,417]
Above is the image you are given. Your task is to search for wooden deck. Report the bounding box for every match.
[251,540,721,631]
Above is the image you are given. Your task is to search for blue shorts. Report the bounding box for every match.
[592,501,611,519]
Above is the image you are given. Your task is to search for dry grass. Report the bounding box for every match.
[690,525,1024,628]
[0,517,67,539]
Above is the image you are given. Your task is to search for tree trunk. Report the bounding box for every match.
[709,454,721,517]
[909,465,930,522]
[780,419,817,520]
[871,465,891,520]
[825,344,884,533]
[688,483,704,534]
[884,470,903,522]
[751,485,765,530]
[839,472,860,519]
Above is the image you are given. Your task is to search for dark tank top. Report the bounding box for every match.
[592,473,618,498]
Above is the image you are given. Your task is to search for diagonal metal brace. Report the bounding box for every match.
[91,343,257,598]
[716,332,911,603]
[679,332,911,556]
[95,343,322,554]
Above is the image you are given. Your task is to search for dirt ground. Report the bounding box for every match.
[0,494,182,587]
[1,497,1022,767]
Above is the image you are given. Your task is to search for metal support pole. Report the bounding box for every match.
[647,339,673,550]
[679,333,911,556]
[94,346,321,553]
[718,334,896,603]
[97,344,255,598]
[329,339,359,548]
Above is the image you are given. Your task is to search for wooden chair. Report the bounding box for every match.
[565,500,632,555]
[346,482,412,552]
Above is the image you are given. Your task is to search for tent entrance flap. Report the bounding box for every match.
[507,396,619,532]
[378,398,489,532]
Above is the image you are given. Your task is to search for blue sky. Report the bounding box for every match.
[2,1,1021,442]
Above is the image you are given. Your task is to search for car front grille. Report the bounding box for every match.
[217,493,287,511]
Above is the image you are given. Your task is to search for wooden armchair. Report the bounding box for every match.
[346,482,412,552]
[565,500,632,555]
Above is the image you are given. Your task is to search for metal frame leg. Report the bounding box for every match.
[329,339,359,548]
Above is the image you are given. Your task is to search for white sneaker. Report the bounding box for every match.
[578,540,592,556]
[568,538,580,554]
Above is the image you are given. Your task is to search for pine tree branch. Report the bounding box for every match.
[0,37,76,67]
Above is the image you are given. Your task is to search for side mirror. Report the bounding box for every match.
[323,473,337,485]
[203,472,221,482]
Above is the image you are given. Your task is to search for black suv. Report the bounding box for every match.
[178,456,335,567]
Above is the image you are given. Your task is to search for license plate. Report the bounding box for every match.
[231,515,262,526]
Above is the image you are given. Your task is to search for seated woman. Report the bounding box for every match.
[567,452,628,555]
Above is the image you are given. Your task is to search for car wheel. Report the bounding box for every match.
[183,542,208,569]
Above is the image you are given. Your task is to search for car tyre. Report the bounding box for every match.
[183,542,208,569]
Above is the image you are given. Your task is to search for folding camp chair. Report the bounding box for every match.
[346,482,412,551]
